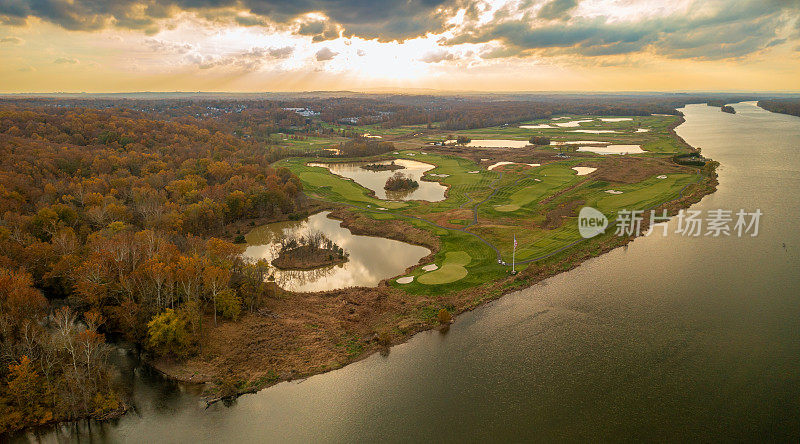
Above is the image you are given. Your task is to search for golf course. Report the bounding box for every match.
[270,114,715,296]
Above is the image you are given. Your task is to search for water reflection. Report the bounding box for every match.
[243,211,430,292]
[307,159,446,201]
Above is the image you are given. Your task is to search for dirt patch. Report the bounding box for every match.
[542,200,585,229]
[592,157,688,184]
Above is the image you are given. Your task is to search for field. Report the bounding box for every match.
[276,113,706,296]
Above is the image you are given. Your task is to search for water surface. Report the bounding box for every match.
[243,211,430,292]
[308,159,446,201]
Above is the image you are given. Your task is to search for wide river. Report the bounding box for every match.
[18,102,800,442]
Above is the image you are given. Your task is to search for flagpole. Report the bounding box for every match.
[512,234,516,274]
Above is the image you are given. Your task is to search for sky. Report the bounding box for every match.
[1,0,799,93]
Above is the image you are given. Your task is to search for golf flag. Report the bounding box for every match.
[512,234,517,273]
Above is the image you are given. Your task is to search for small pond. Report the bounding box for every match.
[308,159,447,201]
[243,211,430,292]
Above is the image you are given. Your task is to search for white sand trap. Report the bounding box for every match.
[393,152,399,154]
[363,134,382,138]
[407,153,415,156]
[421,152,428,155]
[551,116,571,120]
[551,140,612,145]
[520,124,555,129]
[396,276,414,284]
[487,161,540,171]
[480,158,489,161]
[605,190,623,194]
[570,130,619,134]
[651,113,673,116]
[428,173,450,178]
[577,145,645,155]
[636,128,650,133]
[422,264,439,272]
[376,207,387,210]
[600,118,633,122]
[467,171,480,174]
[534,178,542,182]
[573,167,597,176]
[657,175,667,179]
[556,119,594,127]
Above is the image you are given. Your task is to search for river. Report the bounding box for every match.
[17,102,800,442]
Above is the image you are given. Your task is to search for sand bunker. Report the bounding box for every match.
[363,134,382,138]
[605,190,624,194]
[520,124,555,129]
[572,167,597,176]
[657,175,667,179]
[600,118,633,122]
[487,161,540,171]
[467,171,479,174]
[396,276,414,284]
[577,145,645,155]
[556,119,594,127]
[551,140,612,145]
[428,173,450,178]
[636,128,650,133]
[422,264,439,272]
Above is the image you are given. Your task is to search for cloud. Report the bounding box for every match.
[297,18,341,42]
[537,0,578,20]
[448,0,800,61]
[0,0,461,41]
[315,47,337,61]
[1,36,23,44]
[54,57,79,64]
[193,45,295,70]
[420,50,457,63]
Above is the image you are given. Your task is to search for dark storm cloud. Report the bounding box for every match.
[451,0,799,61]
[0,0,464,41]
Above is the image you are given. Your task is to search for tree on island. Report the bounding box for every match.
[272,231,348,270]
[529,136,551,146]
[456,136,472,145]
[384,172,419,191]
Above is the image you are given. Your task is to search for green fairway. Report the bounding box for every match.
[417,251,471,285]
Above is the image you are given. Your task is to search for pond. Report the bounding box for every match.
[307,158,447,201]
[242,211,430,292]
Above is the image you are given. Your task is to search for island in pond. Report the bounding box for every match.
[272,231,349,270]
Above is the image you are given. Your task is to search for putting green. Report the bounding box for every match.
[418,251,471,285]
